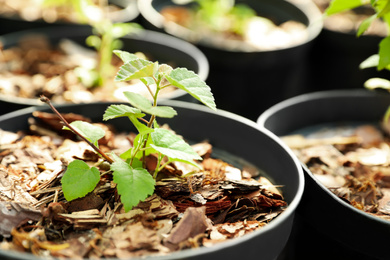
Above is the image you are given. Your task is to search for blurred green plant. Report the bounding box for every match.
[326,0,390,123]
[173,0,256,36]
[325,0,390,81]
[43,0,142,87]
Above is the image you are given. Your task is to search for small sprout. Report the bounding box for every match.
[43,52,216,212]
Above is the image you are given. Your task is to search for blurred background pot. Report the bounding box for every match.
[257,89,390,260]
[0,100,304,260]
[138,0,323,121]
[0,25,209,114]
[308,0,390,92]
[0,0,139,35]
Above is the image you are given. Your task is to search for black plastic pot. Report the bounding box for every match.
[0,100,303,260]
[0,0,139,35]
[307,11,390,92]
[138,0,323,120]
[0,25,209,114]
[257,89,390,260]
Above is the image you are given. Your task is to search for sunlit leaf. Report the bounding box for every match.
[150,128,202,162]
[113,50,140,63]
[61,160,100,201]
[103,104,144,120]
[115,59,157,81]
[110,23,142,38]
[103,104,151,134]
[63,121,105,147]
[325,0,367,16]
[165,68,216,110]
[123,91,177,118]
[357,14,377,36]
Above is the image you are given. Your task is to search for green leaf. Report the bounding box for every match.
[115,59,157,82]
[378,37,390,70]
[110,23,141,39]
[123,91,177,118]
[111,154,155,212]
[150,128,202,162]
[85,35,101,49]
[103,104,144,120]
[63,121,105,147]
[357,14,377,36]
[325,0,366,16]
[103,104,151,134]
[113,50,140,63]
[61,160,101,201]
[165,68,216,110]
[140,77,155,86]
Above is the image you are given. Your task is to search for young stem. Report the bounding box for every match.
[97,28,113,87]
[142,77,161,170]
[39,95,113,164]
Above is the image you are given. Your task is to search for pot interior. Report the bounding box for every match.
[0,100,303,260]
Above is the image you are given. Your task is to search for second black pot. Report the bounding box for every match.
[0,100,304,260]
[0,25,209,114]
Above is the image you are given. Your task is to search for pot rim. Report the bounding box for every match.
[138,0,324,53]
[0,100,304,260]
[0,0,139,24]
[257,88,390,227]
[0,26,209,107]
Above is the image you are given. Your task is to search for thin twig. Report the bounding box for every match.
[39,95,113,163]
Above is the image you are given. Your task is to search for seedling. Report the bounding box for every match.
[173,0,256,36]
[41,51,216,212]
[42,0,141,87]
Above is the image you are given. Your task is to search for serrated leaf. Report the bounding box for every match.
[103,104,151,134]
[159,64,173,75]
[113,50,140,63]
[103,104,144,120]
[325,0,365,16]
[379,37,390,70]
[61,160,100,201]
[123,91,177,118]
[150,128,202,162]
[111,154,155,212]
[115,59,157,82]
[63,121,105,147]
[165,68,216,110]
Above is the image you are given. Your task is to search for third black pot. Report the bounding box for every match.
[257,89,390,260]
